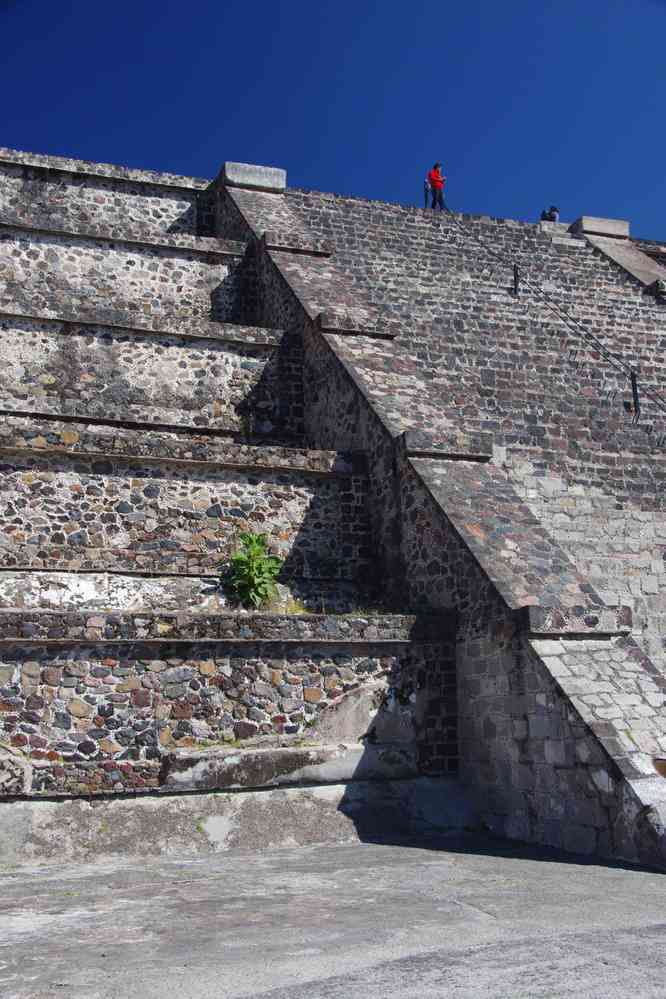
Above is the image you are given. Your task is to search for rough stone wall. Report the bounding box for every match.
[0,227,243,326]
[0,448,369,580]
[457,608,643,859]
[0,612,451,795]
[223,179,666,865]
[508,458,666,664]
[0,161,200,236]
[0,315,288,435]
[254,189,666,670]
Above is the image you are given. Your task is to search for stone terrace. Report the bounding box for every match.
[222,173,666,866]
[245,189,666,668]
[0,149,458,807]
[4,147,666,869]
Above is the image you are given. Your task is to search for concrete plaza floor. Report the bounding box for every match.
[2,834,666,999]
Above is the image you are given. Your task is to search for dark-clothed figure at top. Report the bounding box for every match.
[540,205,560,222]
[428,162,446,210]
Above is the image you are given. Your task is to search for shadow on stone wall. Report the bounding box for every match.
[334,656,470,844]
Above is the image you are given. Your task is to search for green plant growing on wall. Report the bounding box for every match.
[226,532,283,608]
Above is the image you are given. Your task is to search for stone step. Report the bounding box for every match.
[0,421,371,581]
[0,216,240,258]
[0,220,249,330]
[0,611,457,797]
[0,416,346,468]
[0,610,444,642]
[0,307,278,344]
[0,312,303,437]
[0,146,214,241]
[0,777,477,866]
[0,571,368,615]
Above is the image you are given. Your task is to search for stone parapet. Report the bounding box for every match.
[0,146,210,190]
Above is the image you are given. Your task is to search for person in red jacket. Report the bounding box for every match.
[427,162,446,211]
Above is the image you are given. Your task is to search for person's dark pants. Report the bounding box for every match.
[424,184,430,208]
[431,188,444,210]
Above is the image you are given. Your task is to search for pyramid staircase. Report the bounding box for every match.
[0,151,464,853]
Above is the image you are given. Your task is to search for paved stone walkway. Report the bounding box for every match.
[1,835,666,999]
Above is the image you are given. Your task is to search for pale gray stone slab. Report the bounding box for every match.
[571,215,630,238]
[222,161,287,192]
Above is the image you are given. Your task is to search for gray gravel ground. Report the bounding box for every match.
[1,834,666,999]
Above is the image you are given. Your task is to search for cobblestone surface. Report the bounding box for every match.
[0,315,287,434]
[0,227,243,328]
[0,160,202,237]
[0,449,369,578]
[0,623,452,794]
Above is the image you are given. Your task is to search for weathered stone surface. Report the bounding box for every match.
[0,742,31,795]
[0,316,291,435]
[0,776,474,866]
[570,216,630,238]
[222,162,286,193]
[4,143,666,869]
[0,443,370,580]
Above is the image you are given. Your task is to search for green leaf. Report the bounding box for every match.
[223,532,284,609]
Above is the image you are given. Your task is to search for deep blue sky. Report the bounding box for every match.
[2,0,665,237]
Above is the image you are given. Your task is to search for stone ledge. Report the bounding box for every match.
[570,216,630,239]
[161,742,418,792]
[317,312,393,339]
[525,603,633,636]
[263,231,332,256]
[583,233,666,289]
[2,544,367,577]
[0,308,285,347]
[0,419,365,476]
[0,611,451,643]
[0,218,243,258]
[0,146,211,190]
[402,429,493,461]
[222,162,286,193]
[0,291,246,342]
[0,408,301,449]
[0,778,474,864]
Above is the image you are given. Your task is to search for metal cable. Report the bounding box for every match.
[441,202,666,423]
